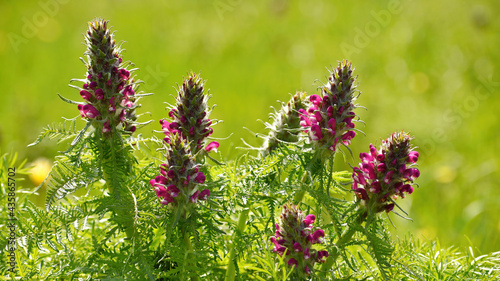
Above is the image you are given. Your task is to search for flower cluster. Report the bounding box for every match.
[298,60,359,156]
[150,132,210,208]
[352,131,420,213]
[77,19,139,135]
[270,204,328,276]
[261,91,308,156]
[152,73,219,209]
[161,72,218,156]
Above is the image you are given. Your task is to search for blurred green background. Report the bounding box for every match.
[1,0,499,253]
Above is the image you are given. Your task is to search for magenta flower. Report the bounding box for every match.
[303,214,315,226]
[164,72,218,156]
[351,131,420,213]
[72,19,141,136]
[271,204,328,276]
[205,141,219,152]
[299,61,360,157]
[78,104,101,119]
[150,133,210,210]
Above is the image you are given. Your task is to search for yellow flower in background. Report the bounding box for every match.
[28,158,52,187]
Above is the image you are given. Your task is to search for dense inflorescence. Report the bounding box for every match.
[298,60,359,156]
[150,132,210,209]
[152,73,219,209]
[351,131,420,213]
[270,204,329,276]
[76,19,139,135]
[261,91,308,155]
[160,72,218,156]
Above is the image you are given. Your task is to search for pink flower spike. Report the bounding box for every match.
[205,141,219,152]
[288,258,298,268]
[198,189,210,200]
[89,81,97,89]
[195,172,206,184]
[303,214,316,226]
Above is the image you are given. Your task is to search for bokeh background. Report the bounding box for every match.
[1,0,499,253]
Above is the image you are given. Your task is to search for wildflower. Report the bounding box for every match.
[150,132,210,209]
[351,131,420,213]
[164,72,218,155]
[75,19,141,135]
[270,204,328,276]
[299,60,360,156]
[261,91,308,155]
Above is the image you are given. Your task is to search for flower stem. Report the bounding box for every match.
[225,208,250,281]
[183,229,200,281]
[327,211,367,266]
[293,172,309,202]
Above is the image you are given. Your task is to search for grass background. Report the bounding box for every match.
[1,0,499,254]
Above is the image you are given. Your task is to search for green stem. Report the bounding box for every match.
[183,229,200,281]
[328,211,367,265]
[293,172,309,203]
[225,208,250,281]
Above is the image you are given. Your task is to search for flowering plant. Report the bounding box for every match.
[6,18,500,281]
